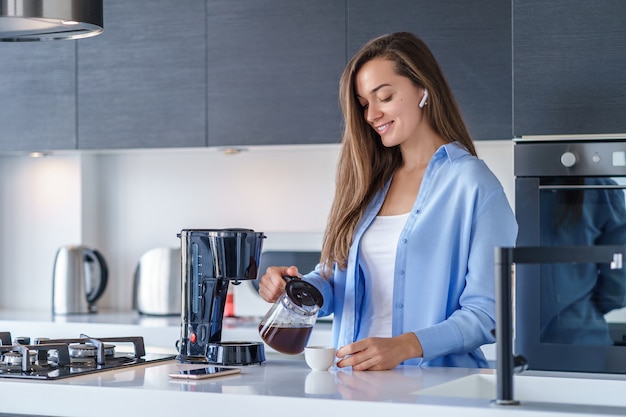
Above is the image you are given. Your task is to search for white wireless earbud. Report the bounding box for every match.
[419,89,429,108]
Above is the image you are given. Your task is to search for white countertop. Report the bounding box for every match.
[1,356,625,417]
[1,310,626,416]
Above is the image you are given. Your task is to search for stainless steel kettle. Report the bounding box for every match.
[52,245,108,315]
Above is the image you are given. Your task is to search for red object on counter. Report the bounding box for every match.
[224,286,235,317]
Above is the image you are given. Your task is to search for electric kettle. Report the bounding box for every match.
[52,245,109,315]
[132,247,181,316]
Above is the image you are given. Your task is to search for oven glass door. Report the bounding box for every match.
[515,176,626,373]
[538,177,626,346]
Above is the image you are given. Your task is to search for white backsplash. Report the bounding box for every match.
[0,141,514,312]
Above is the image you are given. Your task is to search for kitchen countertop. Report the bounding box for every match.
[2,356,626,417]
[2,311,626,416]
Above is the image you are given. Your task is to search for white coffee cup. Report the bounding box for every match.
[304,346,336,371]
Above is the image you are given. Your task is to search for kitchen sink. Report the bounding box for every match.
[415,373,626,407]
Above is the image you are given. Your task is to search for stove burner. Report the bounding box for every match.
[1,350,36,367]
[2,352,23,367]
[68,343,115,359]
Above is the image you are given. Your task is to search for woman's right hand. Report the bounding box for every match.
[258,265,300,303]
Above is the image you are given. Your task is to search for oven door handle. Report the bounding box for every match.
[539,184,626,190]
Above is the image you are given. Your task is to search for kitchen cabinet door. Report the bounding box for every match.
[206,0,345,146]
[513,0,626,137]
[348,0,512,141]
[77,0,206,149]
[0,42,76,152]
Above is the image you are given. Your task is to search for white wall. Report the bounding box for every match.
[0,155,82,309]
[0,141,514,312]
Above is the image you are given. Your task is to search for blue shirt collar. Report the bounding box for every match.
[438,141,469,163]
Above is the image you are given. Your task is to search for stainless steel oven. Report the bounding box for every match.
[514,136,626,373]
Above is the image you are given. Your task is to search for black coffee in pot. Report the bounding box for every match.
[258,324,313,355]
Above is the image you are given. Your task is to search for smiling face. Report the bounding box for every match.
[355,58,428,148]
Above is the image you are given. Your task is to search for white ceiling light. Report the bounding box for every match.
[0,0,103,41]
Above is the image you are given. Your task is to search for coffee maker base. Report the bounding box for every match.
[205,341,266,366]
[177,342,266,366]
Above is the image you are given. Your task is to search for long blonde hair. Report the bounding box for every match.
[320,32,476,276]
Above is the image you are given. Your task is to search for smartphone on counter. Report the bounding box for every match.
[169,367,241,380]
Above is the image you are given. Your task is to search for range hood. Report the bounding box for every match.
[0,0,103,41]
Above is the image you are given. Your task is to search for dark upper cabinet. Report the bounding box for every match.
[0,42,76,151]
[206,0,345,146]
[513,1,626,137]
[348,0,512,140]
[77,0,207,149]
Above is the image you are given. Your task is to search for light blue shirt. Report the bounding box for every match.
[304,142,518,368]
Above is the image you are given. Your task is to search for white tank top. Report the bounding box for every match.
[359,212,409,338]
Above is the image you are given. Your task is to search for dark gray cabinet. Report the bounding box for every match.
[206,0,345,146]
[348,0,512,140]
[77,0,207,149]
[0,42,76,151]
[14,1,626,150]
[513,0,626,136]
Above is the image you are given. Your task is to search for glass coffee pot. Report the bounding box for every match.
[259,277,323,355]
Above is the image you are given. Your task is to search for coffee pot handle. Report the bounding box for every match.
[85,249,109,303]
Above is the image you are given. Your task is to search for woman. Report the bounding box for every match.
[259,32,517,370]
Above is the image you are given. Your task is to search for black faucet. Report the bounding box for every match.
[494,245,625,405]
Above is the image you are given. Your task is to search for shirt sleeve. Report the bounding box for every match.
[303,265,335,318]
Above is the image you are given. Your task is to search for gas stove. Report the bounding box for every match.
[0,331,175,380]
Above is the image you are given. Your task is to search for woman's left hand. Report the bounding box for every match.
[335,333,423,371]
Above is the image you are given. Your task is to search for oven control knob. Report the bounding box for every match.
[560,151,577,168]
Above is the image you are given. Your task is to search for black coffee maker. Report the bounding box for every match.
[177,228,266,365]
